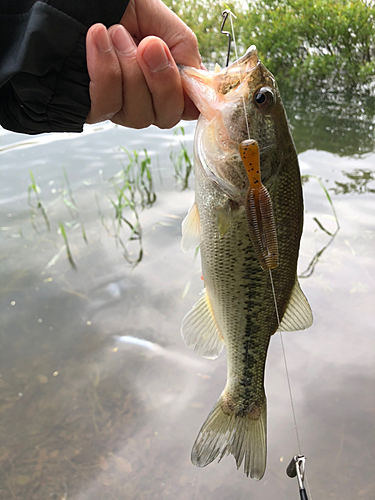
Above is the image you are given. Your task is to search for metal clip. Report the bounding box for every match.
[220,10,232,67]
[287,455,309,500]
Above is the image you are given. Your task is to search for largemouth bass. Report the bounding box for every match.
[179,46,313,480]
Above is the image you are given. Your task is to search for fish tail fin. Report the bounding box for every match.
[191,392,267,480]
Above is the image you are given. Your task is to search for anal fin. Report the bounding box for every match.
[181,289,224,359]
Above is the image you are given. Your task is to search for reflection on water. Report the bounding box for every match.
[285,89,375,157]
[331,169,375,195]
[0,91,375,499]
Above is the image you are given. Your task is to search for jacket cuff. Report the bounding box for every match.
[0,1,127,134]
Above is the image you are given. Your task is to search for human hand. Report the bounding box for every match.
[86,0,201,129]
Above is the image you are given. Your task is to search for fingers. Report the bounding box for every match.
[120,0,201,122]
[121,0,201,68]
[86,24,122,124]
[155,4,201,69]
[137,36,184,128]
[86,22,199,129]
[108,25,155,129]
[109,27,192,129]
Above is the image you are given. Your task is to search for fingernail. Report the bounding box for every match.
[93,26,112,53]
[143,40,170,72]
[111,25,135,54]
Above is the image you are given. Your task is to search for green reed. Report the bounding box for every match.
[58,222,77,270]
[105,148,156,265]
[170,126,193,190]
[28,170,50,233]
[300,175,340,278]
[27,168,89,269]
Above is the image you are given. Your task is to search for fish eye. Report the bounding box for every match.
[253,87,274,111]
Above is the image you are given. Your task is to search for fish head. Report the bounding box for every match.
[180,46,290,200]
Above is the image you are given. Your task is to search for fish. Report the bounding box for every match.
[179,46,313,480]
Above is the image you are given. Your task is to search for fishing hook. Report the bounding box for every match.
[287,455,309,500]
[220,10,232,67]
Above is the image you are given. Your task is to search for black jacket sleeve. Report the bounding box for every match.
[0,1,128,134]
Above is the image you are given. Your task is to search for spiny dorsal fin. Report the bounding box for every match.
[181,289,224,359]
[278,278,313,332]
[181,201,200,252]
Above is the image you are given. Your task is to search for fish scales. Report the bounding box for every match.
[180,46,313,479]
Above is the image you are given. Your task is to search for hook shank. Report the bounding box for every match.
[220,10,232,67]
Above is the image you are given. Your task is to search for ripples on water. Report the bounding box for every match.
[0,94,374,499]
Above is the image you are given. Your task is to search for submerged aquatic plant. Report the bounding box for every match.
[104,148,157,265]
[27,168,89,269]
[170,126,193,190]
[52,167,88,269]
[300,175,340,278]
[58,222,77,270]
[60,166,88,245]
[118,147,156,208]
[28,170,50,233]
[61,166,79,217]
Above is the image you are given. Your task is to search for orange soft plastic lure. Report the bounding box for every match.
[239,139,278,270]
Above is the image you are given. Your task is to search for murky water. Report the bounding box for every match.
[0,94,374,500]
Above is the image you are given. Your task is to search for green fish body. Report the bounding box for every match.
[180,47,313,480]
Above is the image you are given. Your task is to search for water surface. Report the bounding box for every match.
[0,96,374,499]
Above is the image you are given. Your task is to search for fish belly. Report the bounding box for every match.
[197,165,277,413]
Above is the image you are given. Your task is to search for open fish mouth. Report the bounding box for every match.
[179,44,280,195]
[179,46,261,119]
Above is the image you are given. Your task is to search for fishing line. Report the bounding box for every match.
[269,271,315,500]
[227,11,313,498]
[228,16,301,447]
[228,12,251,140]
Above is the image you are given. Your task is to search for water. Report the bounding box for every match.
[0,95,374,499]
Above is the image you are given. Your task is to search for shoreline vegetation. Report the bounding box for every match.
[165,0,375,92]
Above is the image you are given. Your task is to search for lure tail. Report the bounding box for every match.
[246,184,278,270]
[191,391,267,480]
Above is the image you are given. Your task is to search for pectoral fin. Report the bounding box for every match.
[278,279,313,332]
[181,289,224,359]
[181,201,200,252]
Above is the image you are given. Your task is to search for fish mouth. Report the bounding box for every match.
[180,45,259,81]
[179,46,260,119]
[181,46,276,199]
[225,44,259,74]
